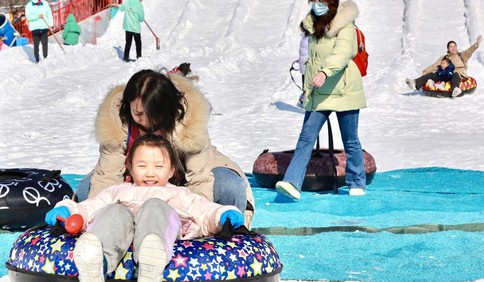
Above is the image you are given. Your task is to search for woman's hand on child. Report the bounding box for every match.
[45,206,71,226]
[220,210,244,228]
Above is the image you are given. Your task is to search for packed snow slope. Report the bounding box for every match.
[1,0,483,176]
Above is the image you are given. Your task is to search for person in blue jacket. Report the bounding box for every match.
[25,0,53,63]
[426,57,455,90]
[62,13,81,45]
[119,0,145,62]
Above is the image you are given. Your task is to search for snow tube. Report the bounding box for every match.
[422,77,477,97]
[0,13,17,46]
[6,225,282,282]
[252,149,377,191]
[0,168,73,230]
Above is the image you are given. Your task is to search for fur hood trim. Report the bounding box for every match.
[95,85,126,146]
[325,1,359,38]
[169,73,212,153]
[94,74,212,154]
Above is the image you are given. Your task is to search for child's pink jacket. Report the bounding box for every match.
[55,183,238,239]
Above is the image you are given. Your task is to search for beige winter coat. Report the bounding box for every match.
[89,73,254,227]
[57,183,238,240]
[422,43,479,79]
[301,1,366,111]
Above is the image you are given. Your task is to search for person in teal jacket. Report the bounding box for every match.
[62,13,81,45]
[119,0,144,62]
[25,0,53,63]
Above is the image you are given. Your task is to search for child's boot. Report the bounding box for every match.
[138,234,168,282]
[436,82,446,91]
[74,232,105,282]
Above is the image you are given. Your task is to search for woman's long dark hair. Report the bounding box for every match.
[119,70,186,135]
[312,0,339,39]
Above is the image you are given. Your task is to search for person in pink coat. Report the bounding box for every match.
[45,134,244,282]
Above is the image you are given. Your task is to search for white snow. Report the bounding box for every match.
[1,0,483,179]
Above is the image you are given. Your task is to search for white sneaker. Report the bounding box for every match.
[451,87,462,98]
[74,233,105,282]
[349,188,366,196]
[436,82,446,91]
[138,234,168,282]
[427,79,435,88]
[275,181,300,200]
[405,78,416,90]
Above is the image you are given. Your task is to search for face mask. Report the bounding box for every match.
[312,2,329,16]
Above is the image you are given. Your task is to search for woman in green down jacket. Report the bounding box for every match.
[275,0,367,200]
[62,13,81,45]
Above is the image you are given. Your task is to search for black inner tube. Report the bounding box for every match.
[0,171,30,181]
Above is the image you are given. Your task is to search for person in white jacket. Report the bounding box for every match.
[45,134,244,282]
[298,21,309,106]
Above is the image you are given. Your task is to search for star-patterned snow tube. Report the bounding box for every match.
[252,149,377,192]
[0,168,73,230]
[6,225,283,282]
[422,77,477,97]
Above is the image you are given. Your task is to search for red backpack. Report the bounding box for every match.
[353,25,368,77]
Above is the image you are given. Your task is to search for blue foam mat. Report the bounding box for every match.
[1,167,483,281]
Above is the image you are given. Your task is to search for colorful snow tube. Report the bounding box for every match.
[6,225,282,282]
[252,149,377,191]
[422,77,477,97]
[0,168,73,230]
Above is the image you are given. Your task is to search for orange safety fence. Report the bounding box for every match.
[12,0,122,44]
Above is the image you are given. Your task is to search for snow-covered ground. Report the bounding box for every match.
[1,0,484,280]
[1,0,483,176]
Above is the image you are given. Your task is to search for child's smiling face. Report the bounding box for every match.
[130,145,174,187]
[441,60,450,69]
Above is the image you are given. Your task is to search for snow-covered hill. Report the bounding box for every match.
[0,0,483,176]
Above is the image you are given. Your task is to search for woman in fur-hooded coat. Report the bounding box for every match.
[87,71,255,227]
[274,0,367,200]
[301,0,366,111]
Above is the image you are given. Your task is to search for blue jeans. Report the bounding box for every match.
[283,110,366,191]
[212,167,247,212]
[75,170,93,202]
[76,167,247,212]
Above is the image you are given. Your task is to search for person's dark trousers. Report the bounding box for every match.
[124,31,142,61]
[32,29,49,63]
[449,73,462,90]
[415,72,461,90]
